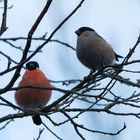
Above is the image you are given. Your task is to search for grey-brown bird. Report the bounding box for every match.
[75,27,123,71]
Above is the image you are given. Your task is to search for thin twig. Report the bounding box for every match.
[0,119,14,130]
[33,128,45,140]
[0,0,53,94]
[0,0,8,36]
[42,122,63,140]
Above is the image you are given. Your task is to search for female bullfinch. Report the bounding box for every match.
[15,61,52,125]
[75,27,123,71]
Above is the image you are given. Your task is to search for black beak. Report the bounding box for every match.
[75,30,81,36]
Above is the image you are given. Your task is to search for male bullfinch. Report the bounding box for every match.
[15,61,52,125]
[75,27,123,71]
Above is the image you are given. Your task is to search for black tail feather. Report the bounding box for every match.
[32,115,42,125]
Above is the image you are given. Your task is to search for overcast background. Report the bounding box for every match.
[0,0,140,140]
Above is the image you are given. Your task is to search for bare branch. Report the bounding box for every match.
[61,111,86,140]
[33,128,45,140]
[0,120,14,130]
[0,0,53,94]
[0,0,140,139]
[42,122,63,140]
[0,0,8,36]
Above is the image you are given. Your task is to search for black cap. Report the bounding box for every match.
[26,61,39,70]
[75,27,95,36]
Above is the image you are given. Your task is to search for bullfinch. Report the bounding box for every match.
[75,27,123,71]
[15,61,52,125]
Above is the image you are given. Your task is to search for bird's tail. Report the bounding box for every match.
[32,115,42,125]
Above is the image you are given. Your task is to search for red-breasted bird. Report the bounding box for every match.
[15,61,52,125]
[75,27,123,71]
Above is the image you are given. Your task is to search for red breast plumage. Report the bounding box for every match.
[15,61,52,125]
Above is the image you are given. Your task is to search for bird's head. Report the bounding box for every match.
[26,61,39,71]
[75,27,95,36]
